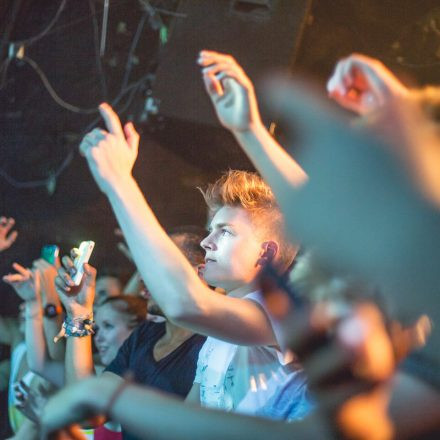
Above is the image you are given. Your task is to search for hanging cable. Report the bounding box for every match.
[19,55,99,114]
[0,72,153,189]
[88,0,109,100]
[14,0,67,47]
[120,11,149,92]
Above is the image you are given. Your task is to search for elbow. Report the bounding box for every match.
[165,299,205,327]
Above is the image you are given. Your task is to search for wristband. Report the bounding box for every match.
[103,373,134,418]
[43,303,63,318]
[54,314,95,342]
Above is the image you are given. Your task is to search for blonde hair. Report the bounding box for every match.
[200,170,297,271]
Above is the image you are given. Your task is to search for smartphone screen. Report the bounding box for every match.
[41,245,59,265]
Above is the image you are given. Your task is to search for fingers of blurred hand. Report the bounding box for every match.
[56,268,73,291]
[83,263,97,283]
[62,255,76,275]
[303,341,354,390]
[318,380,377,412]
[12,262,31,278]
[0,216,15,231]
[283,302,342,359]
[338,305,395,381]
[198,50,236,66]
[79,128,106,157]
[202,72,224,97]
[2,273,25,284]
[19,380,31,394]
[47,426,87,440]
[123,122,139,151]
[99,103,124,138]
[13,383,26,401]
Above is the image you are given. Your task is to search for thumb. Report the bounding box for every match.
[124,122,140,152]
[83,263,97,284]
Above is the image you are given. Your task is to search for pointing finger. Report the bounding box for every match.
[99,102,124,138]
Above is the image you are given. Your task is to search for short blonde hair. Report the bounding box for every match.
[200,170,297,271]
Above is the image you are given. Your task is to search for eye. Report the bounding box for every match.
[221,228,232,236]
[102,322,114,330]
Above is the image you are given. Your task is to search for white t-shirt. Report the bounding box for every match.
[193,291,312,420]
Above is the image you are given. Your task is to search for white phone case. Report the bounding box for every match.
[72,241,95,285]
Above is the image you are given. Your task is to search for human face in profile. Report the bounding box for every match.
[94,303,134,366]
[200,205,263,293]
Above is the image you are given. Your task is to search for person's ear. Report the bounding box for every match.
[256,241,279,267]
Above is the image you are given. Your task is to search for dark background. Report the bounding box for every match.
[1,0,440,436]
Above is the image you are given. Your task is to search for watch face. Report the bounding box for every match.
[44,304,58,318]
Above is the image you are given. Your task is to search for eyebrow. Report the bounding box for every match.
[208,222,235,232]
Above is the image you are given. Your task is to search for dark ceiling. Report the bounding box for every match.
[1,0,440,314]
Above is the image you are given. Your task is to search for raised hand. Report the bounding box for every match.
[2,262,40,302]
[40,375,117,438]
[198,50,262,133]
[32,258,59,304]
[327,53,408,115]
[277,299,395,440]
[15,380,87,440]
[14,380,48,423]
[54,253,96,318]
[79,103,140,194]
[0,216,18,252]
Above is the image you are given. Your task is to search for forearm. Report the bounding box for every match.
[233,122,308,206]
[65,335,94,384]
[25,301,65,387]
[108,384,321,440]
[106,177,206,321]
[24,300,47,374]
[43,316,65,361]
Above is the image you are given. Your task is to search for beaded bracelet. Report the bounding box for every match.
[54,314,95,342]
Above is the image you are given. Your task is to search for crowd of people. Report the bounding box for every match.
[0,49,439,439]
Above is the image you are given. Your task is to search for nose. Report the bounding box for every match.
[200,232,216,251]
[95,328,104,344]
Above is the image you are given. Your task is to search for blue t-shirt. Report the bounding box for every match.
[105,321,206,440]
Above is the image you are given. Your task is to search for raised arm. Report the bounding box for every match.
[198,50,308,209]
[3,261,64,387]
[32,259,65,362]
[79,104,276,345]
[54,256,97,384]
[40,374,328,440]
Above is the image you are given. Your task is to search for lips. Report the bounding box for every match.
[96,345,108,355]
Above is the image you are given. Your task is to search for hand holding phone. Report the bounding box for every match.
[72,241,95,285]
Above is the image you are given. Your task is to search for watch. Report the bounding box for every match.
[44,303,62,318]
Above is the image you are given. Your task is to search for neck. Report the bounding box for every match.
[226,282,258,298]
[164,319,194,341]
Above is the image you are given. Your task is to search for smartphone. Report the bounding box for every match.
[41,245,60,265]
[72,241,95,285]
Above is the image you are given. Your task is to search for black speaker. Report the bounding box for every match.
[152,0,312,125]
